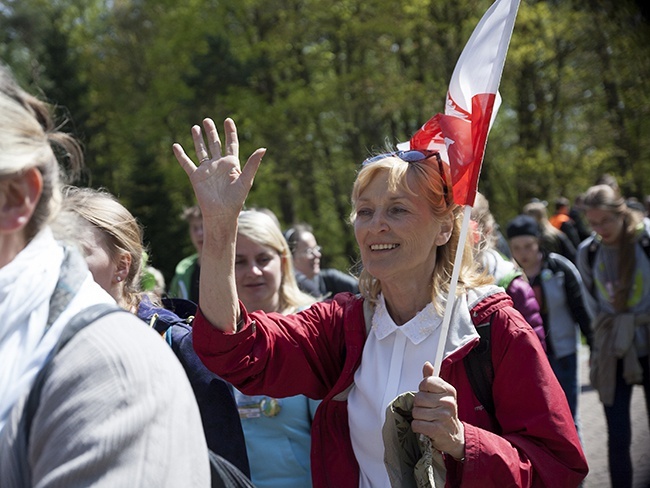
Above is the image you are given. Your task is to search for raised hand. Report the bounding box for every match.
[172,117,265,331]
[173,117,266,223]
[411,361,466,461]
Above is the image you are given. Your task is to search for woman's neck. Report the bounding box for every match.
[381,282,432,326]
[0,233,27,269]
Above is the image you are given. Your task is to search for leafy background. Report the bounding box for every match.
[2,0,648,283]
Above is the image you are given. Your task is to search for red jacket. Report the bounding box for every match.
[193,291,588,488]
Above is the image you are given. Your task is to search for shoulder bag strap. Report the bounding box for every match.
[15,303,125,485]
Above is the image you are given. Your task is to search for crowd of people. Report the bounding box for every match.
[1,61,649,488]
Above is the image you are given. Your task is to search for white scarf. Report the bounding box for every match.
[0,228,114,434]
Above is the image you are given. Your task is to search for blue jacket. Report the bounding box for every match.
[234,390,318,488]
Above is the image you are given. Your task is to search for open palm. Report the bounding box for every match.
[173,117,266,221]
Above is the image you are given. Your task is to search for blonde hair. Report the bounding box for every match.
[56,186,145,311]
[0,65,82,239]
[237,210,316,314]
[522,201,559,237]
[349,157,491,312]
[470,191,498,253]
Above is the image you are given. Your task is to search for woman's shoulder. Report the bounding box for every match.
[46,312,206,425]
[505,274,533,298]
[23,311,209,486]
[466,285,507,311]
[467,286,536,336]
[300,291,364,314]
[56,312,188,387]
[292,292,366,344]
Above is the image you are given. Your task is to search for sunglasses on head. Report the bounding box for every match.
[361,149,451,204]
[362,149,440,166]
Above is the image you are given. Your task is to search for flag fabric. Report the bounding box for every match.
[404,0,521,207]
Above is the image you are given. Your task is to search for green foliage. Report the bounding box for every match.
[2,0,649,281]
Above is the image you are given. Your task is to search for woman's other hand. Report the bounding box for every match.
[411,361,466,461]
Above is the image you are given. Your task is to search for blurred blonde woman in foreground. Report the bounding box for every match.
[0,64,209,486]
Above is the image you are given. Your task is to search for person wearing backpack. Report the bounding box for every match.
[576,184,650,488]
[0,64,210,486]
[506,215,593,439]
[172,116,588,487]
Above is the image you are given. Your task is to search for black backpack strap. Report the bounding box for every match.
[15,303,124,484]
[463,318,495,419]
[587,239,600,269]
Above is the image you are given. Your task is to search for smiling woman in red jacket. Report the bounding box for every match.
[173,117,588,488]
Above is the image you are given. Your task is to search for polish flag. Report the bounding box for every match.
[401,0,520,207]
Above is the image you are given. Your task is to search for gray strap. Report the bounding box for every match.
[15,304,125,485]
[44,247,88,331]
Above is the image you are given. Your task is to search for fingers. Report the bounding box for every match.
[412,361,465,458]
[416,370,457,415]
[418,369,452,395]
[172,143,197,177]
[223,118,239,159]
[422,361,435,378]
[203,118,222,161]
[411,415,465,460]
[175,117,263,188]
[240,147,267,189]
[237,148,266,191]
[412,388,463,454]
[190,118,239,163]
[413,392,457,418]
[191,124,210,163]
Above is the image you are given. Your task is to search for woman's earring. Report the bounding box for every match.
[116,276,123,282]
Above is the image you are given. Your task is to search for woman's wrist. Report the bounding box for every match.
[447,446,466,463]
[446,423,466,461]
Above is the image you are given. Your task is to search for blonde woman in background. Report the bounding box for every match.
[53,186,145,312]
[231,209,319,488]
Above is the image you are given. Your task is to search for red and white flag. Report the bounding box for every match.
[402,0,520,207]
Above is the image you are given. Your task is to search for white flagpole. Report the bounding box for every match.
[433,204,473,375]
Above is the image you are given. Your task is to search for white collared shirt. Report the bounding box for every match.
[348,294,443,488]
